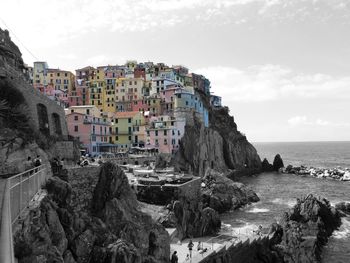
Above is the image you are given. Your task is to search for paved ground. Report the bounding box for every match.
[170,227,266,263]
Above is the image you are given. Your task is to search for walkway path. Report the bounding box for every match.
[170,227,266,263]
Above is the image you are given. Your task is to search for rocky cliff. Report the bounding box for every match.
[202,169,259,213]
[197,195,341,263]
[172,106,261,176]
[14,163,170,263]
[275,194,341,263]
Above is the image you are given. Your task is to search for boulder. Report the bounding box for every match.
[262,158,274,172]
[275,194,341,262]
[202,169,259,213]
[272,154,284,171]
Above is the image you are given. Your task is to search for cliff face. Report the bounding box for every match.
[275,194,341,263]
[14,164,170,263]
[173,107,261,176]
[202,169,260,213]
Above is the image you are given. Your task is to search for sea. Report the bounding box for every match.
[220,141,350,263]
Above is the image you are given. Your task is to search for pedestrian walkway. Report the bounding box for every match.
[170,227,267,263]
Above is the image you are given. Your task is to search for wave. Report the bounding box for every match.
[271,198,295,207]
[246,208,270,213]
[332,217,350,239]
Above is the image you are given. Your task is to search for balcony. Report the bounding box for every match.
[83,119,110,125]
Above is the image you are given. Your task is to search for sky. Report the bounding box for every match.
[1,0,350,142]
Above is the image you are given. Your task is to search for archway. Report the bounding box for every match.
[37,103,50,135]
[52,113,62,135]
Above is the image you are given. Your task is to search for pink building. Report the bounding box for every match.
[34,83,68,107]
[66,112,113,155]
[68,83,89,106]
[146,115,185,154]
[131,99,149,112]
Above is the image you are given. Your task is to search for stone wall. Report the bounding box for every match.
[136,177,201,205]
[0,27,68,139]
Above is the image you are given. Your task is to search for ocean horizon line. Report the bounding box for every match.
[252,140,350,144]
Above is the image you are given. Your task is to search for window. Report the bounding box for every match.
[129,81,132,85]
[164,139,167,145]
[128,127,132,134]
[86,109,90,115]
[147,130,150,136]
[155,130,158,136]
[128,118,131,123]
[178,130,180,136]
[128,136,132,141]
[172,130,175,136]
[172,139,175,145]
[155,139,159,145]
[74,115,78,121]
[74,125,78,132]
[91,135,96,141]
[164,130,167,136]
[115,136,119,141]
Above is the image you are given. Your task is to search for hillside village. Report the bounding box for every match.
[27,61,222,156]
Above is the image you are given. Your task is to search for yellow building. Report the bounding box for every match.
[145,95,162,116]
[33,62,75,92]
[115,78,144,102]
[110,111,145,150]
[47,69,75,92]
[66,105,101,118]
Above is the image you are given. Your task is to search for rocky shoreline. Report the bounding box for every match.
[282,165,350,181]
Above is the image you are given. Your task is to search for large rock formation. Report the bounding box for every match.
[197,195,341,263]
[274,194,341,263]
[14,163,170,263]
[202,169,259,213]
[172,106,261,176]
[272,154,284,171]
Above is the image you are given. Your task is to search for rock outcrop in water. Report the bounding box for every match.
[172,106,261,176]
[272,154,284,171]
[14,163,170,263]
[274,194,341,263]
[261,158,274,172]
[199,195,341,263]
[201,169,259,213]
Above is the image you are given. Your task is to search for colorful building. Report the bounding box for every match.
[66,111,113,155]
[111,111,145,150]
[146,115,185,154]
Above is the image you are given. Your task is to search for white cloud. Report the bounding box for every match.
[288,116,350,127]
[195,65,350,102]
[288,116,309,126]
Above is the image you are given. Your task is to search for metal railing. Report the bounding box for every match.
[8,165,49,226]
[0,165,50,262]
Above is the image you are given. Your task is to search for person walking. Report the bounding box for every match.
[188,240,194,258]
[170,251,178,263]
